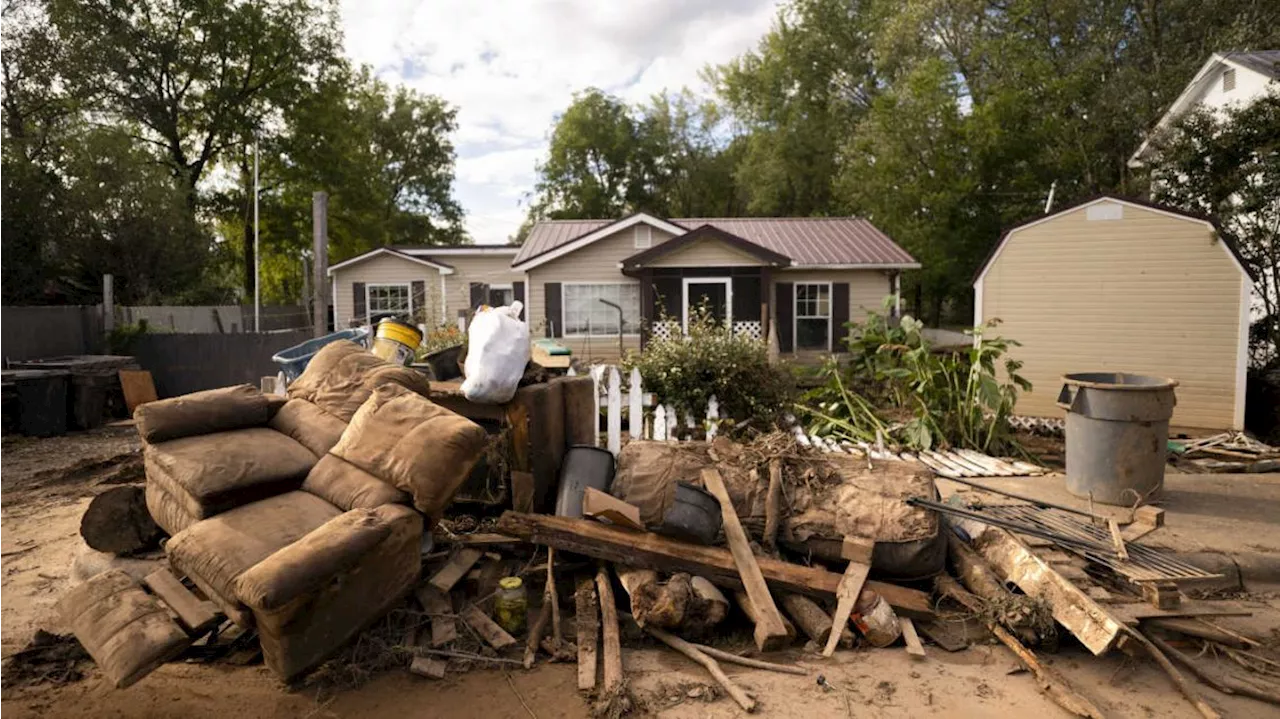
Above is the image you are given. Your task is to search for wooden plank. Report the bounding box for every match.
[628,367,643,439]
[596,566,623,692]
[1107,600,1253,624]
[701,468,790,651]
[495,512,934,618]
[416,585,457,647]
[823,552,871,657]
[764,460,782,549]
[119,370,158,414]
[142,569,219,635]
[460,603,517,650]
[900,617,926,658]
[1107,519,1130,560]
[429,548,484,593]
[575,574,599,692]
[582,487,644,531]
[409,656,447,679]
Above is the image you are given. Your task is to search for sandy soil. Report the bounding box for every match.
[4,428,1280,718]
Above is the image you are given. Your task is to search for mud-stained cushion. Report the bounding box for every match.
[144,481,197,536]
[285,341,430,423]
[269,399,348,458]
[135,384,271,443]
[302,454,411,511]
[145,427,316,519]
[166,491,341,619]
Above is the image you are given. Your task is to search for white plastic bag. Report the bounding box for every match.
[461,301,530,404]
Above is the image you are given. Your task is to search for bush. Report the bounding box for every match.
[626,307,794,432]
[801,298,1030,454]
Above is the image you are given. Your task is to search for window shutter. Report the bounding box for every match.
[776,282,794,353]
[832,282,850,352]
[544,282,562,338]
[513,281,526,320]
[469,282,488,309]
[411,280,426,324]
[352,282,366,326]
[654,277,682,325]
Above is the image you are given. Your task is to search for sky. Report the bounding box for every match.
[338,0,779,245]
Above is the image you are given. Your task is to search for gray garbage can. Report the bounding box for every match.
[1057,372,1178,506]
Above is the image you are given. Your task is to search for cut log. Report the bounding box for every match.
[460,603,517,650]
[81,486,163,555]
[429,548,484,593]
[764,460,782,549]
[596,566,623,692]
[617,567,684,628]
[900,617,926,658]
[575,574,599,692]
[495,511,934,618]
[734,591,796,646]
[416,585,457,647]
[824,537,873,657]
[645,626,756,713]
[583,488,644,531]
[781,594,853,648]
[948,533,1042,646]
[524,600,552,669]
[700,469,788,652]
[141,569,219,635]
[409,656,447,679]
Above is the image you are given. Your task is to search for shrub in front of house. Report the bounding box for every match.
[626,306,794,432]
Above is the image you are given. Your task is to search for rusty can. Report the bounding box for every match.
[850,590,901,647]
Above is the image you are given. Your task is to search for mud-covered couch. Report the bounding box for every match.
[136,341,488,680]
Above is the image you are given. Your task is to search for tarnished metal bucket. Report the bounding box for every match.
[1057,372,1178,506]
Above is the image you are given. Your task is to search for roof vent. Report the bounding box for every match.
[1086,203,1124,221]
[1223,67,1236,92]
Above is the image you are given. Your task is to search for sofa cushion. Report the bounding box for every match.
[136,384,272,443]
[331,384,488,524]
[166,491,341,622]
[145,427,316,520]
[144,481,198,536]
[302,454,411,510]
[286,341,430,422]
[269,399,348,458]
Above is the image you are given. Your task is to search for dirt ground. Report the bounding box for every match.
[4,428,1280,718]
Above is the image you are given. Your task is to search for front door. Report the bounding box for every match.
[683,278,731,331]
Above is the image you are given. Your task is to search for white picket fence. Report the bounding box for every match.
[569,364,720,455]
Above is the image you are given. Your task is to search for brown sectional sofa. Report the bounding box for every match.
[137,341,486,680]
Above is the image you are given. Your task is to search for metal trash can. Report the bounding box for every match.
[1057,372,1178,505]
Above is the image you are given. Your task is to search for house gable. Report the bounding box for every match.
[620,225,792,271]
[512,213,687,271]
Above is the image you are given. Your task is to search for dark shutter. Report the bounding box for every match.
[653,276,682,325]
[732,275,762,324]
[513,281,526,320]
[352,282,366,326]
[831,282,850,352]
[544,282,562,338]
[776,282,794,353]
[469,282,488,310]
[411,280,426,324]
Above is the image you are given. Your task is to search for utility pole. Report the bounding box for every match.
[312,192,329,338]
[253,137,261,332]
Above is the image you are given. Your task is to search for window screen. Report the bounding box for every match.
[795,283,830,351]
[563,284,640,335]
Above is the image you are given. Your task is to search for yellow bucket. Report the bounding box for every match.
[371,318,423,366]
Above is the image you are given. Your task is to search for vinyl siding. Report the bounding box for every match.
[331,254,444,329]
[779,269,893,360]
[979,201,1244,429]
[646,237,767,267]
[439,255,524,318]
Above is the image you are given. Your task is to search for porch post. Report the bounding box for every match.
[760,266,773,339]
[639,268,654,350]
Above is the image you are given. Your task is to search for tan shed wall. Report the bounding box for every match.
[440,255,524,317]
[646,237,766,268]
[979,202,1244,429]
[331,254,444,329]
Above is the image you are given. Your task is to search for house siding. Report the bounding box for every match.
[646,237,768,268]
[332,254,444,329]
[978,201,1244,430]
[439,255,524,318]
[779,269,893,359]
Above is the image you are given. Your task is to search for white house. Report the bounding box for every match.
[1129,50,1279,167]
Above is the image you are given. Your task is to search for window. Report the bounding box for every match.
[563,283,640,336]
[1223,68,1236,92]
[488,285,514,307]
[795,283,831,351]
[634,225,653,249]
[367,284,411,322]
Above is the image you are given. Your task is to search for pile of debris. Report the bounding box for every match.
[1170,431,1280,473]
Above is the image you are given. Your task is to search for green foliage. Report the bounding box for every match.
[625,306,794,431]
[416,325,466,359]
[107,320,152,356]
[1145,92,1280,369]
[801,298,1030,453]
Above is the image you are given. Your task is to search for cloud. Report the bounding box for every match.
[341,0,776,243]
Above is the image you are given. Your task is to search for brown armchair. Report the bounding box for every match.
[137,341,486,680]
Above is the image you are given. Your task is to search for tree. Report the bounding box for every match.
[1145,92,1280,369]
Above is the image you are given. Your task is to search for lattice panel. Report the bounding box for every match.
[733,321,762,340]
[651,321,682,342]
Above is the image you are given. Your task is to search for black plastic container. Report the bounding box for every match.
[653,481,722,545]
[554,445,615,517]
[423,344,464,381]
[7,369,71,437]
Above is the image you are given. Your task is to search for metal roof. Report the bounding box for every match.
[515,216,918,268]
[1225,50,1280,80]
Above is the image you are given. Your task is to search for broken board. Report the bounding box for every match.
[582,487,644,531]
[142,569,220,635]
[119,370,158,414]
[429,548,484,593]
[460,603,517,650]
[416,585,457,647]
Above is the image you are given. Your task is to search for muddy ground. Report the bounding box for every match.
[3,427,1279,718]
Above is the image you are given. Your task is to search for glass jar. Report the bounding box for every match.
[494,576,528,635]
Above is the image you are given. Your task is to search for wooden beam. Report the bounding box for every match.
[900,617,926,659]
[701,469,790,652]
[460,603,517,650]
[415,585,457,647]
[764,460,782,550]
[596,566,623,692]
[823,537,873,657]
[495,512,933,618]
[575,574,599,692]
[429,548,484,593]
[142,570,219,635]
